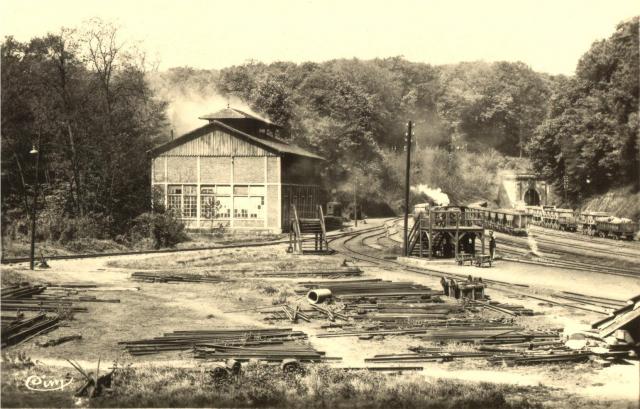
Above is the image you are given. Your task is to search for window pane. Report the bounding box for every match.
[184,185,197,195]
[234,185,248,196]
[216,185,231,195]
[234,196,264,219]
[217,196,231,218]
[201,186,215,194]
[200,195,216,219]
[168,195,181,212]
[249,186,265,196]
[183,195,197,218]
[168,185,182,194]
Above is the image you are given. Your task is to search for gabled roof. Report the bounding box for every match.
[148,120,324,160]
[198,107,277,126]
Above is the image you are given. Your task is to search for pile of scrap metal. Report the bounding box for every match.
[441,276,534,316]
[120,327,336,362]
[441,276,486,300]
[261,278,456,324]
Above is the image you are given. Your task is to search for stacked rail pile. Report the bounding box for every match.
[253,266,362,278]
[1,284,63,347]
[1,312,61,348]
[131,271,229,283]
[121,328,333,362]
[1,284,89,313]
[298,279,439,301]
[414,327,559,344]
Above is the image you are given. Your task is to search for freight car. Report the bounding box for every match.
[595,218,638,240]
[466,205,529,236]
[576,211,610,236]
[525,206,637,240]
[542,208,577,231]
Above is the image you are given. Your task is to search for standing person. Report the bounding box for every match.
[489,231,496,259]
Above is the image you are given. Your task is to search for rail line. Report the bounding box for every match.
[1,224,386,265]
[496,245,640,278]
[528,235,640,259]
[528,225,640,250]
[383,218,639,277]
[329,224,625,315]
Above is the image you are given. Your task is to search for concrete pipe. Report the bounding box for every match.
[307,288,332,304]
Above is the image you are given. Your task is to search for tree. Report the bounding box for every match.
[528,17,640,201]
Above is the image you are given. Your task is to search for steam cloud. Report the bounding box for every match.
[149,76,269,135]
[411,184,450,206]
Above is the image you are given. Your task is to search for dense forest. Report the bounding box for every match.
[1,17,638,248]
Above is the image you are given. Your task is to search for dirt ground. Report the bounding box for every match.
[1,220,639,407]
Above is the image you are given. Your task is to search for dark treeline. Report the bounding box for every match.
[528,17,639,201]
[1,20,167,244]
[2,17,638,246]
[153,57,553,211]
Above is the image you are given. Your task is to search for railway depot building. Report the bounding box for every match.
[149,108,324,233]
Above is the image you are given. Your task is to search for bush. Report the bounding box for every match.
[127,210,187,249]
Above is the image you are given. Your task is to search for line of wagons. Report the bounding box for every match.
[461,204,638,240]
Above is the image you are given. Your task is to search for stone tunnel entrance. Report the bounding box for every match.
[524,188,541,206]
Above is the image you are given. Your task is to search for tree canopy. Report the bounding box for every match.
[1,20,167,234]
[527,17,639,202]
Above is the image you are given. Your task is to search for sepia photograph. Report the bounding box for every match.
[0,0,639,407]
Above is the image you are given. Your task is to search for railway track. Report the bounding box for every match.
[528,235,640,260]
[529,226,640,250]
[497,243,640,278]
[329,223,623,315]
[1,225,385,265]
[383,218,639,277]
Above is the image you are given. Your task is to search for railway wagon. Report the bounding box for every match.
[526,205,552,225]
[466,205,528,236]
[543,208,577,231]
[576,211,610,236]
[595,219,638,240]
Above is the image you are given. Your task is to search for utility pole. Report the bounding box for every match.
[403,121,413,256]
[29,137,41,270]
[353,175,358,228]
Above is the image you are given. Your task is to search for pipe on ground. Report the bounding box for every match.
[307,288,332,304]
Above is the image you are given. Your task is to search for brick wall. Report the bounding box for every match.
[166,157,197,183]
[201,157,232,184]
[234,157,266,184]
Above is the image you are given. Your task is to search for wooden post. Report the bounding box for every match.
[481,231,485,255]
[403,121,413,256]
[455,216,459,259]
[419,219,423,258]
[428,209,432,260]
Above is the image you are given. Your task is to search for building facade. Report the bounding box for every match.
[149,108,324,233]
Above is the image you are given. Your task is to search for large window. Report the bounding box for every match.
[200,185,231,219]
[167,185,182,212]
[167,183,263,221]
[167,184,197,218]
[183,185,197,218]
[233,185,264,219]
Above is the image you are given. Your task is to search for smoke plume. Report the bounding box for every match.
[148,73,268,135]
[411,184,450,206]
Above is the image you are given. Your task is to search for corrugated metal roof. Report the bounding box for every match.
[149,120,324,160]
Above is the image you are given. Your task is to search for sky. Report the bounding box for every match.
[1,0,637,75]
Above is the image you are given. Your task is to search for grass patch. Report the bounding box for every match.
[1,362,545,408]
[106,246,340,272]
[2,361,633,408]
[0,268,35,286]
